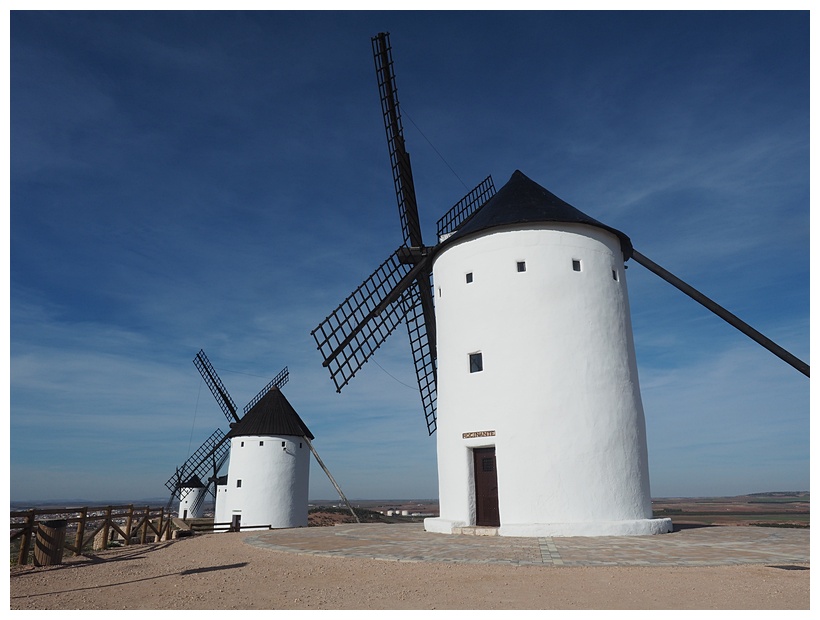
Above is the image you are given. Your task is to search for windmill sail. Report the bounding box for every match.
[312,32,497,435]
[311,248,421,392]
[164,467,188,511]
[372,32,440,433]
[244,366,290,414]
[630,249,809,377]
[402,276,438,434]
[436,176,497,239]
[164,428,230,504]
[193,349,240,424]
[190,448,230,515]
[373,32,422,248]
[312,178,497,433]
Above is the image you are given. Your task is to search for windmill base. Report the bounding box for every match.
[424,517,673,538]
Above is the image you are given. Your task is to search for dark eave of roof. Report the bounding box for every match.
[181,475,205,488]
[441,170,633,258]
[227,388,314,440]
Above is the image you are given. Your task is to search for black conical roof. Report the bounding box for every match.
[181,475,205,488]
[227,388,314,440]
[443,170,632,257]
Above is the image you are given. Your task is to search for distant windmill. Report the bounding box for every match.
[311,32,809,537]
[166,350,357,530]
[165,428,230,519]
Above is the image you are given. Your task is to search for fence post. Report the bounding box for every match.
[104,506,112,546]
[160,508,171,541]
[74,507,87,556]
[156,508,164,541]
[94,507,112,551]
[17,510,35,566]
[124,505,134,546]
[102,506,114,549]
[164,513,173,540]
[34,519,67,566]
[140,506,149,544]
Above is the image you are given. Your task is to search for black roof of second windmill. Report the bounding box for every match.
[227,388,314,440]
[182,475,205,488]
[442,170,632,257]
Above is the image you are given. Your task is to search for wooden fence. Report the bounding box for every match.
[10,504,174,566]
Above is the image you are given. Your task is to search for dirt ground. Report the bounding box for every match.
[9,529,809,610]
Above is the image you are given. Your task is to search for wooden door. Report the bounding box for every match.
[473,447,500,526]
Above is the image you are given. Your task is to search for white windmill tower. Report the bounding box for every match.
[176,474,207,520]
[217,383,314,531]
[165,352,291,527]
[311,32,809,538]
[427,170,666,536]
[167,350,358,532]
[165,427,229,521]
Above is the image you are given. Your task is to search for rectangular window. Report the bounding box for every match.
[259,441,264,446]
[469,352,483,373]
[281,441,286,447]
[572,259,582,272]
[466,272,473,283]
[612,269,619,281]
[240,441,244,447]
[517,261,526,272]
[236,480,242,488]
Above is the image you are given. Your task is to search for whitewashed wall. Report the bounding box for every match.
[425,223,671,537]
[177,486,206,520]
[217,434,310,531]
[214,481,229,525]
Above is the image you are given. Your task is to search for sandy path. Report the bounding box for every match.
[9,531,809,610]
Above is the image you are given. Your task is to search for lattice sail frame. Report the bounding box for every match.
[311,175,497,434]
[402,275,438,434]
[193,350,239,424]
[244,366,289,414]
[312,33,498,435]
[311,248,419,393]
[373,32,422,249]
[190,448,230,514]
[164,428,229,499]
[437,175,496,238]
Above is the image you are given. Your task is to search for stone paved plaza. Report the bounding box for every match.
[245,523,809,568]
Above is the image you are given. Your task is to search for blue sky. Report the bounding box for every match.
[9,10,810,503]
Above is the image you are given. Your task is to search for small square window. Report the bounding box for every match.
[466,272,473,283]
[517,261,526,272]
[281,441,286,447]
[236,480,242,488]
[572,259,582,272]
[259,441,264,446]
[469,352,483,373]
